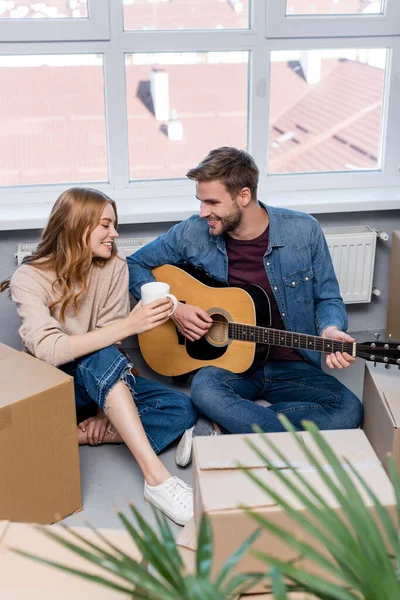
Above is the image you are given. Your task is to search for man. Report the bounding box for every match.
[127,147,363,466]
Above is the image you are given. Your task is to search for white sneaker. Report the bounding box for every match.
[144,476,193,526]
[175,426,194,467]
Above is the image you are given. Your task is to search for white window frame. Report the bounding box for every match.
[0,0,110,42]
[0,0,400,231]
[266,0,400,38]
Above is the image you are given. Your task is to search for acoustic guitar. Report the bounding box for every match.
[138,265,400,376]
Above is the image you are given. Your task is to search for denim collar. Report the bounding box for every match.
[208,201,286,252]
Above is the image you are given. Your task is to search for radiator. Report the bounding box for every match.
[15,228,380,304]
[322,226,378,304]
[15,236,157,265]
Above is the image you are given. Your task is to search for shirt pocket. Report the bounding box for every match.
[283,267,314,304]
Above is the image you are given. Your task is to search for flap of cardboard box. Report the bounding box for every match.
[195,430,387,514]
[383,392,400,428]
[176,518,197,550]
[193,429,380,473]
[272,464,395,511]
[199,462,395,515]
[0,521,141,597]
[0,344,20,361]
[194,432,310,470]
[302,429,382,467]
[198,468,277,513]
[0,350,72,408]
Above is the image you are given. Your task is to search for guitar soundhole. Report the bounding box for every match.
[206,311,230,348]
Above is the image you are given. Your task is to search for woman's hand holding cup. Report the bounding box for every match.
[125,281,178,336]
[126,297,174,335]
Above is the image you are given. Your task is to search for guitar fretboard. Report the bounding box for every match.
[227,323,354,355]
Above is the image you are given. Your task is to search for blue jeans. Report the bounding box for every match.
[60,346,197,454]
[190,361,363,434]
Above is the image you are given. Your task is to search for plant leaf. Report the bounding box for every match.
[270,567,289,600]
[214,527,262,589]
[116,510,179,596]
[252,553,358,600]
[196,515,213,579]
[222,571,266,596]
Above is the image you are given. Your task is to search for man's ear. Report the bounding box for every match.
[237,187,252,208]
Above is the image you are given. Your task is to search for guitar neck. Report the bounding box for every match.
[227,323,355,357]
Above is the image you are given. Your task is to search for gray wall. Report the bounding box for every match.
[1,210,400,351]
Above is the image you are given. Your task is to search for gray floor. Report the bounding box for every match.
[62,331,378,536]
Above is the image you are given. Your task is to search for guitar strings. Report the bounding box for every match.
[208,320,353,353]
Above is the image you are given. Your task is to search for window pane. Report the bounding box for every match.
[0,55,107,186]
[268,49,386,175]
[286,0,383,16]
[123,0,249,31]
[0,1,88,19]
[126,52,248,180]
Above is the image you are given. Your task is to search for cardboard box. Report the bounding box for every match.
[176,521,316,599]
[0,343,82,524]
[386,230,400,340]
[0,520,140,598]
[363,361,400,475]
[192,429,396,594]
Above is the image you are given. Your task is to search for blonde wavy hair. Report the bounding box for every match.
[1,187,119,322]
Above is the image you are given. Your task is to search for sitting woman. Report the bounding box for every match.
[1,187,196,526]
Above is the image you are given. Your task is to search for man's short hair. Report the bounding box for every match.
[186,147,259,200]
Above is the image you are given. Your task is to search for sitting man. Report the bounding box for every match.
[127,146,363,466]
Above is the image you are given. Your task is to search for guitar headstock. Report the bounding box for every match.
[357,339,400,367]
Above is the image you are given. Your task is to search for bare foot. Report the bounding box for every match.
[76,425,124,445]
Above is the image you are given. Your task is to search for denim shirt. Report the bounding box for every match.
[127,203,347,369]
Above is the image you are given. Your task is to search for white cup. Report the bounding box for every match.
[140,281,178,317]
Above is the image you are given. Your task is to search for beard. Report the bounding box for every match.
[209,205,243,236]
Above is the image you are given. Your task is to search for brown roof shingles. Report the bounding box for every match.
[268,60,384,173]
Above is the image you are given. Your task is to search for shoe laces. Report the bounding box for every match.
[166,477,192,508]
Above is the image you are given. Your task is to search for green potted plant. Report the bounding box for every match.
[15,417,400,599]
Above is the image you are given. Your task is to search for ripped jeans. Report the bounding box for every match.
[59,345,197,454]
[191,360,363,434]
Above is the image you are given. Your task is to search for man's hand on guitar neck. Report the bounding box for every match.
[321,325,356,370]
[171,303,213,342]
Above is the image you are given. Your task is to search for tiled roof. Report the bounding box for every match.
[0,56,383,184]
[268,59,384,173]
[286,0,373,14]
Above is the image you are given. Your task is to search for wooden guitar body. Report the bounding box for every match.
[138,265,270,376]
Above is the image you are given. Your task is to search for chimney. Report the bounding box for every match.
[299,50,321,84]
[150,68,170,122]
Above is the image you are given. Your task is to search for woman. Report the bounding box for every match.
[1,187,196,526]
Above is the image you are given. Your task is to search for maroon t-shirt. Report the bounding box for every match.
[225,227,302,362]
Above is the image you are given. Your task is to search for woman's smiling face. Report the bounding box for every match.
[89,203,119,259]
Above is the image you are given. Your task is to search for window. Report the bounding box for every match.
[0,54,107,186]
[286,1,383,16]
[123,0,249,31]
[0,0,108,41]
[0,1,88,19]
[125,51,248,180]
[268,48,387,175]
[1,0,400,227]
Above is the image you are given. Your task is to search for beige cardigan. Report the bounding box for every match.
[10,255,130,367]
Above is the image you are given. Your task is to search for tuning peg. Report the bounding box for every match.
[374,333,381,340]
[389,334,392,342]
[374,362,377,367]
[385,364,392,369]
